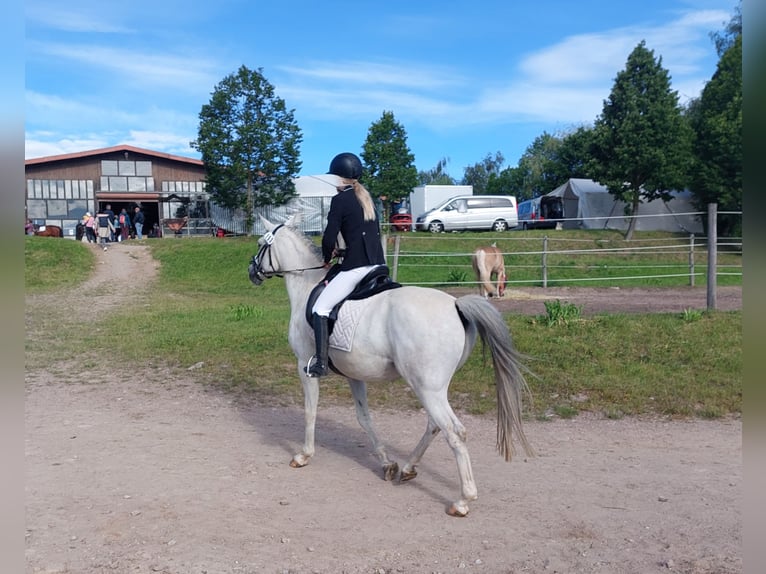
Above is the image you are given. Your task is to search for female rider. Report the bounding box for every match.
[306,152,386,377]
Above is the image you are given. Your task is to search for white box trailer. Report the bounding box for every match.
[409,185,473,221]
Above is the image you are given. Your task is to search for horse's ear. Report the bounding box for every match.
[260,215,275,232]
[285,212,303,228]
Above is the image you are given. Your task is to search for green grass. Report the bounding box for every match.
[391,229,742,288]
[24,235,95,292]
[25,233,742,418]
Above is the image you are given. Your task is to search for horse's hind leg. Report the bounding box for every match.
[348,379,399,481]
[420,393,478,517]
[400,416,441,481]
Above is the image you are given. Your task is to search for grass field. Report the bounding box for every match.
[389,229,742,288]
[25,232,742,419]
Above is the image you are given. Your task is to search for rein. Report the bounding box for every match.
[249,224,325,283]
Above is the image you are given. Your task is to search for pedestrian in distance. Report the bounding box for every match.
[133,206,145,239]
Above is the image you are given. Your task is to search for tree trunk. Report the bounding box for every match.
[624,197,640,240]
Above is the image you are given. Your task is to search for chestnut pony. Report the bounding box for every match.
[471,243,506,298]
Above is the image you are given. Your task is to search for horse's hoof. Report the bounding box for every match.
[447,503,469,517]
[400,467,418,482]
[290,456,308,468]
[383,462,399,481]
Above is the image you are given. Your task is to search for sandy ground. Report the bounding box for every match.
[25,242,742,574]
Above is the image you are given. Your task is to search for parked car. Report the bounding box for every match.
[414,195,518,233]
[517,196,564,230]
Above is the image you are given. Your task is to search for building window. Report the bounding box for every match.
[102,160,119,176]
[136,161,152,176]
[99,160,154,192]
[118,160,136,176]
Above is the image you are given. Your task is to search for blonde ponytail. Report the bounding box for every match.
[340,178,376,221]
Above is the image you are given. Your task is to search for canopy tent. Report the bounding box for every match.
[546,178,703,234]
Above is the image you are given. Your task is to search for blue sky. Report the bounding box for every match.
[25,0,737,179]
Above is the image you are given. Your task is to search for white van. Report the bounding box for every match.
[414,195,518,233]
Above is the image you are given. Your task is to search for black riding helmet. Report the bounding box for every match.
[328,152,363,180]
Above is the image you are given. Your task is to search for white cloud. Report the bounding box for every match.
[278,60,464,90]
[275,8,725,132]
[26,3,134,34]
[28,41,220,92]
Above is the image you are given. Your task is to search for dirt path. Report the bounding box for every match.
[25,243,742,574]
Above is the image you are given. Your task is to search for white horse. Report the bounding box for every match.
[248,214,533,516]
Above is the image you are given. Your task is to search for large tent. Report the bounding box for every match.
[211,174,341,235]
[546,178,703,234]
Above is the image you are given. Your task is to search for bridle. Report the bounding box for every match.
[248,224,325,285]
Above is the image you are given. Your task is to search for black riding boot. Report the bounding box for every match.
[306,313,329,377]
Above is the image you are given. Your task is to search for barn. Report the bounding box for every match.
[25,145,208,239]
[25,145,345,238]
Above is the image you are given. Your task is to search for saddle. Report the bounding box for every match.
[305,265,401,331]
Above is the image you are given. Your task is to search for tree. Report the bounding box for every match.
[417,157,457,185]
[191,65,302,224]
[461,151,505,195]
[557,126,596,181]
[361,111,418,221]
[687,34,742,236]
[487,166,525,199]
[590,41,692,239]
[512,133,570,199]
[710,1,741,57]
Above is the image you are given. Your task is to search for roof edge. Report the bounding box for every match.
[25,144,204,167]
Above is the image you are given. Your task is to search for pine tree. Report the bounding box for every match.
[590,41,692,239]
[361,111,418,221]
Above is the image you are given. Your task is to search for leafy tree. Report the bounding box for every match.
[361,111,418,221]
[687,34,742,236]
[512,133,570,199]
[487,166,525,199]
[557,126,596,181]
[710,1,741,57]
[488,129,596,202]
[461,151,505,195]
[590,41,692,239]
[417,157,457,185]
[191,65,302,222]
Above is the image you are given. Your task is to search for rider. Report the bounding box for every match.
[306,152,386,378]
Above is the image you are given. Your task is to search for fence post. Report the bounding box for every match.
[707,204,717,310]
[689,234,695,287]
[542,235,548,288]
[390,234,401,282]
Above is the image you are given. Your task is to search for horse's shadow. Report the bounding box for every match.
[236,398,457,508]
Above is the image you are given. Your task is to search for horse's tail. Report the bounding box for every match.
[455,294,534,461]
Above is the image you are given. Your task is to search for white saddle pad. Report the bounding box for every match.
[329,298,374,352]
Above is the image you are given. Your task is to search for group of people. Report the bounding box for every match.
[79,205,146,250]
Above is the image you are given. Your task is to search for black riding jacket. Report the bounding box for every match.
[322,186,385,271]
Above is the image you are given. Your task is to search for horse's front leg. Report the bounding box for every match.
[348,379,399,481]
[290,369,320,468]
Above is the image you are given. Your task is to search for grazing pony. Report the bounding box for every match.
[248,214,532,516]
[472,243,506,298]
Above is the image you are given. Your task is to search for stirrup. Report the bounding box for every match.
[304,356,328,378]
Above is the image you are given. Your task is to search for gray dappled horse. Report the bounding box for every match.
[249,214,532,516]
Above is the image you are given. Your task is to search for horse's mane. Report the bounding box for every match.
[285,224,323,262]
